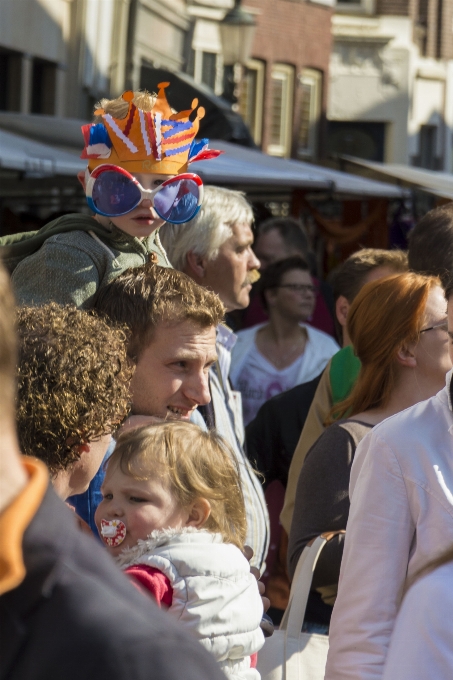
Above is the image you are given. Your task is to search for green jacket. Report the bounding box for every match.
[3,214,171,309]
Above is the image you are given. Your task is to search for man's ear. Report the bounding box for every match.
[186,498,211,529]
[396,344,417,368]
[186,250,207,280]
[77,170,87,191]
[335,295,350,328]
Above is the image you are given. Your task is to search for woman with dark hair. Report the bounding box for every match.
[288,272,451,636]
[230,257,339,425]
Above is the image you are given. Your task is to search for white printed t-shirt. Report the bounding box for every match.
[230,323,339,427]
[237,350,306,425]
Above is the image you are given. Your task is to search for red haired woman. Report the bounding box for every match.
[288,272,451,635]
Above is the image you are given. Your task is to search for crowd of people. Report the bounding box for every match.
[2,83,453,680]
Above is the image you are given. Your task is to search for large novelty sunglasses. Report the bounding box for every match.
[85,164,203,224]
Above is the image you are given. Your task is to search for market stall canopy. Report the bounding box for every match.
[0,127,85,176]
[0,112,85,154]
[340,155,453,201]
[195,140,405,197]
[0,112,405,196]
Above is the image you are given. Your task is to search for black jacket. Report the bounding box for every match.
[0,486,225,680]
[245,374,321,488]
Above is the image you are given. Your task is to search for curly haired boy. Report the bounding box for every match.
[16,303,132,501]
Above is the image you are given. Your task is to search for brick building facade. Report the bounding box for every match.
[186,0,334,161]
[243,0,334,161]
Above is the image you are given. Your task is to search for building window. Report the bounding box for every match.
[31,58,57,115]
[238,59,265,146]
[419,125,438,169]
[187,49,221,94]
[335,0,374,14]
[297,69,322,161]
[187,48,196,78]
[0,49,22,112]
[201,52,217,90]
[267,63,294,158]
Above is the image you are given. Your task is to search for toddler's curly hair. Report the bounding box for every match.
[17,303,133,475]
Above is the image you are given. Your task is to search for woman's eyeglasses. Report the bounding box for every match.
[420,321,449,334]
[277,284,318,295]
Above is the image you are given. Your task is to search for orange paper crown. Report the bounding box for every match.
[81,83,207,174]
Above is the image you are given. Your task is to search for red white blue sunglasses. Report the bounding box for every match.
[85,164,204,224]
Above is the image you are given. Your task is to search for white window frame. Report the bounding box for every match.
[267,63,294,158]
[239,58,265,145]
[297,68,322,160]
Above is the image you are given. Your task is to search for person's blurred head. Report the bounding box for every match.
[254,217,315,272]
[334,272,449,421]
[408,204,453,287]
[331,248,408,344]
[95,263,224,421]
[16,303,132,499]
[96,422,247,557]
[159,186,259,312]
[258,256,315,324]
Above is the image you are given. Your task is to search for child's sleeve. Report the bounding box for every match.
[11,238,101,309]
[125,565,173,608]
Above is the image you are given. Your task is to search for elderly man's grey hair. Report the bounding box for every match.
[159,185,254,272]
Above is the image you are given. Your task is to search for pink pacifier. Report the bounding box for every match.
[100,519,126,547]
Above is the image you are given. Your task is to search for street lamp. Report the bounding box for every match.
[219,0,256,66]
[219,0,256,108]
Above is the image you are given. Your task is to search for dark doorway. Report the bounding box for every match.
[327,121,386,162]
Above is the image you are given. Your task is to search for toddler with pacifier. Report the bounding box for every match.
[95,422,264,680]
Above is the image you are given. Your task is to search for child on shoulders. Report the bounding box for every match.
[5,84,219,309]
[95,422,264,680]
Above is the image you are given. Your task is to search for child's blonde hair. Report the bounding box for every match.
[94,90,159,121]
[108,422,247,551]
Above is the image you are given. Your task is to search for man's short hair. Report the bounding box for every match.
[159,186,253,271]
[408,204,453,287]
[95,263,225,359]
[332,248,408,303]
[17,303,132,475]
[0,262,17,423]
[257,217,311,255]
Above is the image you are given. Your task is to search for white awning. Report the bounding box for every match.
[193,142,330,190]
[0,127,85,176]
[0,114,406,197]
[194,140,405,197]
[341,155,453,201]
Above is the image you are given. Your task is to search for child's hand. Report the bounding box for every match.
[244,545,274,637]
[243,545,271,613]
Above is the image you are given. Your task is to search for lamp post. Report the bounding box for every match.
[219,0,256,110]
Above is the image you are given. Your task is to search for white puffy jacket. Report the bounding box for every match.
[118,528,264,680]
